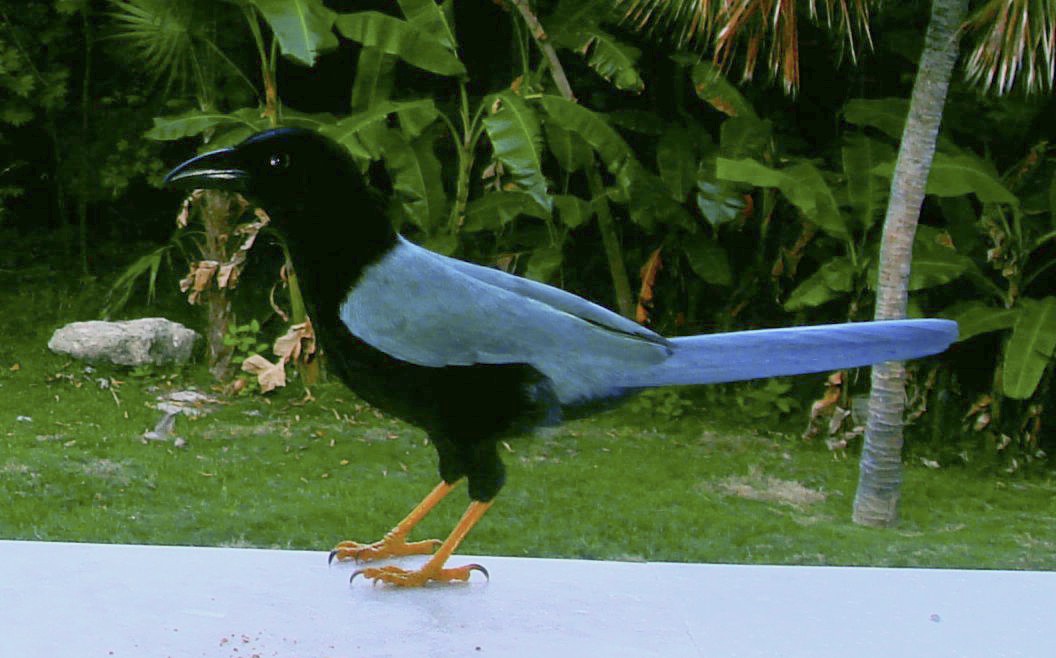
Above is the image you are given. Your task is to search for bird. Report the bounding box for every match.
[164,127,958,587]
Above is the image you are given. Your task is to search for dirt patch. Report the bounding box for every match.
[717,474,827,508]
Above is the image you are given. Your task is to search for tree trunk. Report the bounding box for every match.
[199,190,240,381]
[853,0,967,527]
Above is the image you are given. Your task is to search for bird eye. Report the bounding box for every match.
[268,153,289,169]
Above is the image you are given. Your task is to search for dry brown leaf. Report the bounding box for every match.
[216,251,247,289]
[810,371,844,420]
[191,260,219,292]
[274,320,317,363]
[636,247,663,325]
[241,354,286,393]
[268,282,291,323]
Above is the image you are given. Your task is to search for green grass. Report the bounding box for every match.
[2,273,1054,570]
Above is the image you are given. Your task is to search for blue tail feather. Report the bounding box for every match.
[617,319,958,388]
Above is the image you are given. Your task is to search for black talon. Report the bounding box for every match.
[467,563,490,582]
[328,550,339,565]
[350,568,366,584]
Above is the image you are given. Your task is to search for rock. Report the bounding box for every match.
[48,318,199,367]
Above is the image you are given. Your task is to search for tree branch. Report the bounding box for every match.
[508,0,577,102]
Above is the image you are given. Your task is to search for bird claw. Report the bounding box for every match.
[329,536,442,564]
[350,562,489,587]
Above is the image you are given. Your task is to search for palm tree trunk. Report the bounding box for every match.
[853,0,967,527]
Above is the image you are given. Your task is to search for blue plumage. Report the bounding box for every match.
[342,237,957,405]
[164,128,962,586]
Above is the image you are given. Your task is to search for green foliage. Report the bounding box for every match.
[333,12,465,77]
[11,0,1045,464]
[103,238,186,319]
[1002,297,1056,400]
[247,0,338,66]
[482,91,551,213]
[627,389,693,420]
[224,319,269,363]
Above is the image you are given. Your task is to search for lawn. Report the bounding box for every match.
[2,272,1054,570]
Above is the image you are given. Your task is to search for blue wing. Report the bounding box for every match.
[340,237,670,404]
[340,237,959,405]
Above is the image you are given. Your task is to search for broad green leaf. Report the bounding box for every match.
[657,126,698,201]
[690,61,755,118]
[938,195,979,252]
[683,236,732,286]
[526,244,564,282]
[204,126,257,150]
[940,301,1017,342]
[382,132,446,232]
[872,152,1018,205]
[540,96,636,182]
[844,97,958,151]
[249,0,338,66]
[716,157,848,239]
[421,232,458,255]
[696,178,744,227]
[843,98,909,140]
[607,110,665,136]
[145,108,262,141]
[576,30,644,92]
[398,102,441,139]
[1002,297,1056,399]
[545,122,593,172]
[397,0,456,51]
[907,226,973,290]
[554,194,593,228]
[350,47,396,111]
[334,12,465,77]
[784,257,856,311]
[627,170,695,230]
[842,134,893,231]
[545,0,610,41]
[462,191,549,232]
[927,153,1018,205]
[785,162,847,239]
[719,116,772,159]
[483,92,551,212]
[319,100,437,158]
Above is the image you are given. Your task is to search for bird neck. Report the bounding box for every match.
[271,186,397,324]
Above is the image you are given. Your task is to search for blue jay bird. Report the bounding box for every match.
[165,128,957,587]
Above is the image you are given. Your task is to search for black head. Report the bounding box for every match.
[164,127,393,262]
[166,127,373,219]
[164,127,397,287]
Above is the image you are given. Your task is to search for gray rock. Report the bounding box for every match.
[48,318,199,367]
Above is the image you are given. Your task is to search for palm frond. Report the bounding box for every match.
[962,0,1056,95]
[106,0,200,95]
[620,0,719,48]
[617,0,876,94]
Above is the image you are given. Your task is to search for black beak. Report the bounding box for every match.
[164,147,248,191]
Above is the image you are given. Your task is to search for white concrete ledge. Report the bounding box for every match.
[1,540,1052,657]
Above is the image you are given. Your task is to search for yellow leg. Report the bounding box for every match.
[329,481,456,564]
[352,500,493,587]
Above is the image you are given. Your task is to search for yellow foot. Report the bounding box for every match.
[351,563,489,587]
[328,536,441,564]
